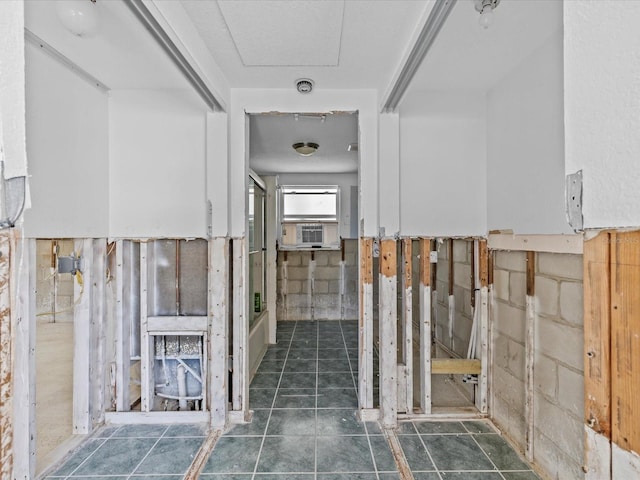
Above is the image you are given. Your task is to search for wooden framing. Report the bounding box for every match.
[431,358,480,374]
[447,239,455,349]
[419,238,432,414]
[115,240,131,411]
[401,238,413,414]
[73,239,92,433]
[209,237,229,428]
[139,242,154,412]
[232,237,249,417]
[478,239,489,415]
[359,238,374,410]
[0,234,12,480]
[90,240,107,427]
[379,238,398,427]
[525,251,536,461]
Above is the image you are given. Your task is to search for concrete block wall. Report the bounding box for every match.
[276,239,358,321]
[491,250,584,480]
[434,239,474,357]
[35,239,75,322]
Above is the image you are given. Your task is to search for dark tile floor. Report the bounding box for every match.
[45,320,539,480]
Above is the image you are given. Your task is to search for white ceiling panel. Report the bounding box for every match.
[250,113,358,175]
[218,0,344,66]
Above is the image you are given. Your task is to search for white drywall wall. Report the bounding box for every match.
[487,30,570,234]
[23,42,109,238]
[564,1,640,230]
[109,89,207,238]
[399,91,487,237]
[230,88,378,238]
[276,172,358,239]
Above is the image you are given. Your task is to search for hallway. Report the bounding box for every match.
[45,321,539,480]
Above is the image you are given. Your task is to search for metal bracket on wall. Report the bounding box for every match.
[566,170,583,232]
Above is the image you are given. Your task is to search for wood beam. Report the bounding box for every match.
[525,250,536,461]
[209,237,228,428]
[0,233,12,480]
[379,238,398,427]
[359,238,374,410]
[431,358,481,375]
[401,238,413,414]
[232,237,249,417]
[419,238,432,414]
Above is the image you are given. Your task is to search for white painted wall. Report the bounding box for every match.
[23,42,109,238]
[399,91,487,237]
[109,89,207,238]
[276,172,357,239]
[565,1,640,230]
[230,88,378,238]
[487,30,570,235]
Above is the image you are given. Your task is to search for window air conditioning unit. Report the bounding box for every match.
[281,223,339,249]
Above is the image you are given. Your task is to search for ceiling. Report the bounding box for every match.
[405,0,563,95]
[24,0,192,90]
[249,113,358,175]
[180,0,429,90]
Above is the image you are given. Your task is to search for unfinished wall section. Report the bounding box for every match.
[276,240,358,322]
[491,250,584,479]
[35,240,75,323]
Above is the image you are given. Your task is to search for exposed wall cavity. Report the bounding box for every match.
[276,240,358,321]
[491,251,584,479]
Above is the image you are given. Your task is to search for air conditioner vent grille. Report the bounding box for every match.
[300,224,323,244]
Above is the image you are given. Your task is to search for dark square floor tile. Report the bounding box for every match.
[318,358,352,372]
[316,409,366,436]
[284,359,317,373]
[318,349,348,360]
[250,388,277,408]
[317,475,379,480]
[275,389,317,408]
[318,372,354,389]
[66,477,126,480]
[368,435,397,471]
[50,439,106,476]
[422,435,494,471]
[397,422,418,434]
[280,372,317,389]
[262,349,289,360]
[130,476,184,480]
[254,475,314,479]
[111,424,167,438]
[227,409,270,436]
[267,409,316,436]
[134,437,203,474]
[464,421,496,434]
[365,422,382,435]
[258,359,286,373]
[317,436,375,472]
[473,434,530,470]
[398,435,435,471]
[287,349,318,360]
[501,472,541,480]
[378,474,402,480]
[439,473,502,479]
[415,421,467,434]
[202,436,262,473]
[290,340,318,349]
[256,436,316,472]
[93,426,120,438]
[412,474,441,480]
[251,373,282,388]
[199,476,252,480]
[164,423,207,437]
[74,438,157,476]
[317,388,358,408]
[318,341,346,349]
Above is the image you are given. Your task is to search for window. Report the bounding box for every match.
[279,185,340,249]
[281,185,339,222]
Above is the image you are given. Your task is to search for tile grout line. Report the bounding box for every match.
[59,437,109,480]
[468,431,509,480]
[250,320,298,479]
[125,425,170,480]
[383,427,416,480]
[413,422,444,480]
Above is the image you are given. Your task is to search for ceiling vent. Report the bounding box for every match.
[295,78,314,94]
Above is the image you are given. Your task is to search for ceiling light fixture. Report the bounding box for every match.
[56,0,100,38]
[475,0,500,29]
[295,78,314,94]
[292,142,319,156]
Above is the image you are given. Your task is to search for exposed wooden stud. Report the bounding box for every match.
[139,242,154,412]
[610,231,640,455]
[282,253,288,321]
[91,240,107,427]
[73,239,93,433]
[0,233,12,480]
[401,238,413,414]
[583,231,611,441]
[524,250,536,461]
[477,239,489,415]
[383,427,414,480]
[232,237,249,417]
[419,238,432,414]
[115,241,130,411]
[12,235,36,478]
[487,249,494,286]
[448,239,455,349]
[479,240,489,288]
[379,238,398,427]
[471,239,476,308]
[209,237,228,428]
[359,238,374,409]
[431,358,481,375]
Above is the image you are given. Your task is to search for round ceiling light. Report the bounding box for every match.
[56,0,100,37]
[295,78,314,94]
[292,142,319,156]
